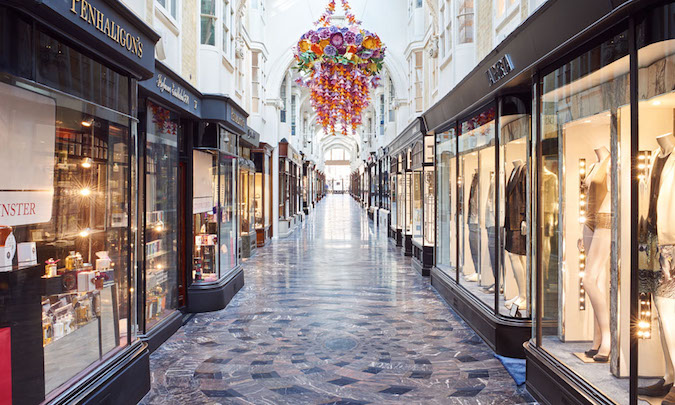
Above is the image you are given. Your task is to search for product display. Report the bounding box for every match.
[578,147,612,361]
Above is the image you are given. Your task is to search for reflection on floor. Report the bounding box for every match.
[542,337,657,405]
[141,195,534,404]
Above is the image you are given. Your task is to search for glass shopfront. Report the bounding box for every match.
[436,127,457,280]
[434,99,531,316]
[192,146,238,284]
[0,20,136,404]
[397,154,405,234]
[252,146,272,246]
[390,157,398,233]
[143,101,180,330]
[458,105,498,309]
[530,4,675,402]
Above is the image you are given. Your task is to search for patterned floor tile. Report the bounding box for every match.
[141,195,535,405]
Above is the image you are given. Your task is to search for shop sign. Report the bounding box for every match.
[156,74,191,106]
[69,0,144,58]
[231,110,245,128]
[0,83,55,227]
[486,54,514,86]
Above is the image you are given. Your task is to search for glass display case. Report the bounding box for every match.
[144,101,180,330]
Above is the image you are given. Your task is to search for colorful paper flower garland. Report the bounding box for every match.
[293,0,385,135]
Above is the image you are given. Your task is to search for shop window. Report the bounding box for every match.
[193,150,219,282]
[538,31,630,398]
[200,0,216,45]
[635,4,675,400]
[498,95,530,317]
[144,101,180,330]
[457,0,474,44]
[436,127,457,279]
[0,76,133,400]
[37,31,130,115]
[458,105,496,309]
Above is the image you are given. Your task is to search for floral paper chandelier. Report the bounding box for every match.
[293,0,385,136]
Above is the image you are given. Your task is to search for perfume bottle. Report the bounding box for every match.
[65,251,77,271]
[45,258,59,277]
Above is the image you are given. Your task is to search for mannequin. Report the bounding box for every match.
[484,171,497,292]
[465,169,480,282]
[579,146,612,362]
[639,133,675,401]
[504,160,527,310]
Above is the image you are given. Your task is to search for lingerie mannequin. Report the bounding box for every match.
[504,160,527,310]
[639,134,675,402]
[465,169,480,282]
[579,146,612,362]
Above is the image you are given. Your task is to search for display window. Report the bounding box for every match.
[219,154,237,272]
[498,96,531,317]
[192,149,238,284]
[0,31,135,401]
[537,30,631,401]
[397,155,405,230]
[239,159,254,236]
[412,142,424,245]
[390,158,398,230]
[458,105,496,308]
[193,150,219,283]
[405,150,413,236]
[143,101,180,330]
[436,127,457,280]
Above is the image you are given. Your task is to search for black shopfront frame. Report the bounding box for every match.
[424,0,674,402]
[0,1,159,404]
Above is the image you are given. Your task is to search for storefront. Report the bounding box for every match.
[377,151,391,230]
[239,128,259,259]
[425,0,675,402]
[278,139,302,237]
[189,95,247,313]
[0,1,158,404]
[302,158,314,215]
[138,61,202,352]
[389,156,401,244]
[252,142,273,247]
[388,118,426,258]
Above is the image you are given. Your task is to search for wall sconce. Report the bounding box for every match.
[81,119,94,127]
[81,158,93,168]
[579,158,587,310]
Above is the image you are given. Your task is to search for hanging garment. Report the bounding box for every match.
[504,164,527,255]
[467,172,479,225]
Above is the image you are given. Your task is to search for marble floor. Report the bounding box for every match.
[141,194,535,404]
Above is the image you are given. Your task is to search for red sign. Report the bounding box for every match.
[0,328,10,405]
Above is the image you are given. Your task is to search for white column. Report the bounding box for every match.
[272,146,280,239]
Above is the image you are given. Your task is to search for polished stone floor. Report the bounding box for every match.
[141,194,534,404]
